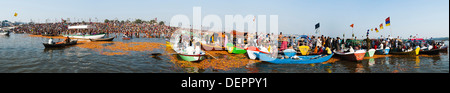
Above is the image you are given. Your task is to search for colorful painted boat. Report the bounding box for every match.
[179,54,206,62]
[283,49,297,58]
[62,34,105,39]
[298,46,310,55]
[375,47,390,55]
[390,47,420,56]
[246,46,261,59]
[364,49,376,57]
[334,50,366,61]
[255,52,333,64]
[226,43,247,54]
[171,43,206,62]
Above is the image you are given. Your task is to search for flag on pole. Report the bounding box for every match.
[14,12,18,17]
[350,24,354,28]
[385,17,390,26]
[375,28,379,33]
[315,23,320,29]
[380,23,383,29]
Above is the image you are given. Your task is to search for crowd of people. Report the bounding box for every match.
[13,21,177,38]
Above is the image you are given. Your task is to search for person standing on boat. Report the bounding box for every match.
[48,38,54,44]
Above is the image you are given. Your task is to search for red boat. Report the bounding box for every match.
[123,37,131,40]
[334,50,366,61]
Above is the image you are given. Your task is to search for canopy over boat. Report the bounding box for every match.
[68,25,96,29]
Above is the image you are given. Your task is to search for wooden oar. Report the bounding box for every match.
[205,52,217,59]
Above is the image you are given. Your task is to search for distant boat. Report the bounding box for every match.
[0,31,10,36]
[255,52,333,64]
[334,50,366,61]
[89,37,115,41]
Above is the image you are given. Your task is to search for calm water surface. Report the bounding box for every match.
[0,34,448,73]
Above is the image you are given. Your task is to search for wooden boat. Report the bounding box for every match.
[89,37,115,41]
[375,47,390,55]
[43,40,78,48]
[437,46,448,52]
[201,43,225,51]
[334,50,366,61]
[419,49,440,55]
[255,52,333,64]
[390,47,420,56]
[170,41,206,62]
[62,34,105,39]
[365,49,376,57]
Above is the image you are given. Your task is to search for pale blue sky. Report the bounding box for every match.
[1,0,448,38]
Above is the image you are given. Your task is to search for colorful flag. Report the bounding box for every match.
[380,23,383,29]
[14,12,18,17]
[375,28,379,33]
[350,24,354,28]
[385,17,390,26]
[371,28,373,31]
[315,23,320,29]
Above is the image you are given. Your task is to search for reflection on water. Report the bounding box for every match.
[0,33,449,73]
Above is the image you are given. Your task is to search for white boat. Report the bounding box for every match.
[63,25,105,39]
[0,31,10,36]
[62,34,105,39]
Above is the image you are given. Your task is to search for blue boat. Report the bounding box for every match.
[254,52,334,64]
[375,48,390,55]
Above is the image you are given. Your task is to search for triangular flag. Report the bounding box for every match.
[14,12,18,17]
[350,24,354,28]
[375,28,379,33]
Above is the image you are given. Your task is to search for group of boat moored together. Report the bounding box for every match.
[167,29,448,64]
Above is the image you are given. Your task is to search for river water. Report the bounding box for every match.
[0,33,448,73]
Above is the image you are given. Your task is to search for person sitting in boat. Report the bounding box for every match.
[349,46,355,53]
[64,36,71,43]
[48,38,54,44]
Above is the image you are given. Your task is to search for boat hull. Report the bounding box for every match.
[255,52,333,64]
[0,32,10,35]
[334,50,366,61]
[179,54,205,62]
[419,49,440,55]
[365,49,376,57]
[375,48,390,55]
[201,43,225,51]
[391,47,420,56]
[43,40,78,48]
[89,37,115,41]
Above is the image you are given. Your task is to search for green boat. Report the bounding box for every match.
[364,49,376,57]
[179,54,206,62]
[226,43,247,54]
